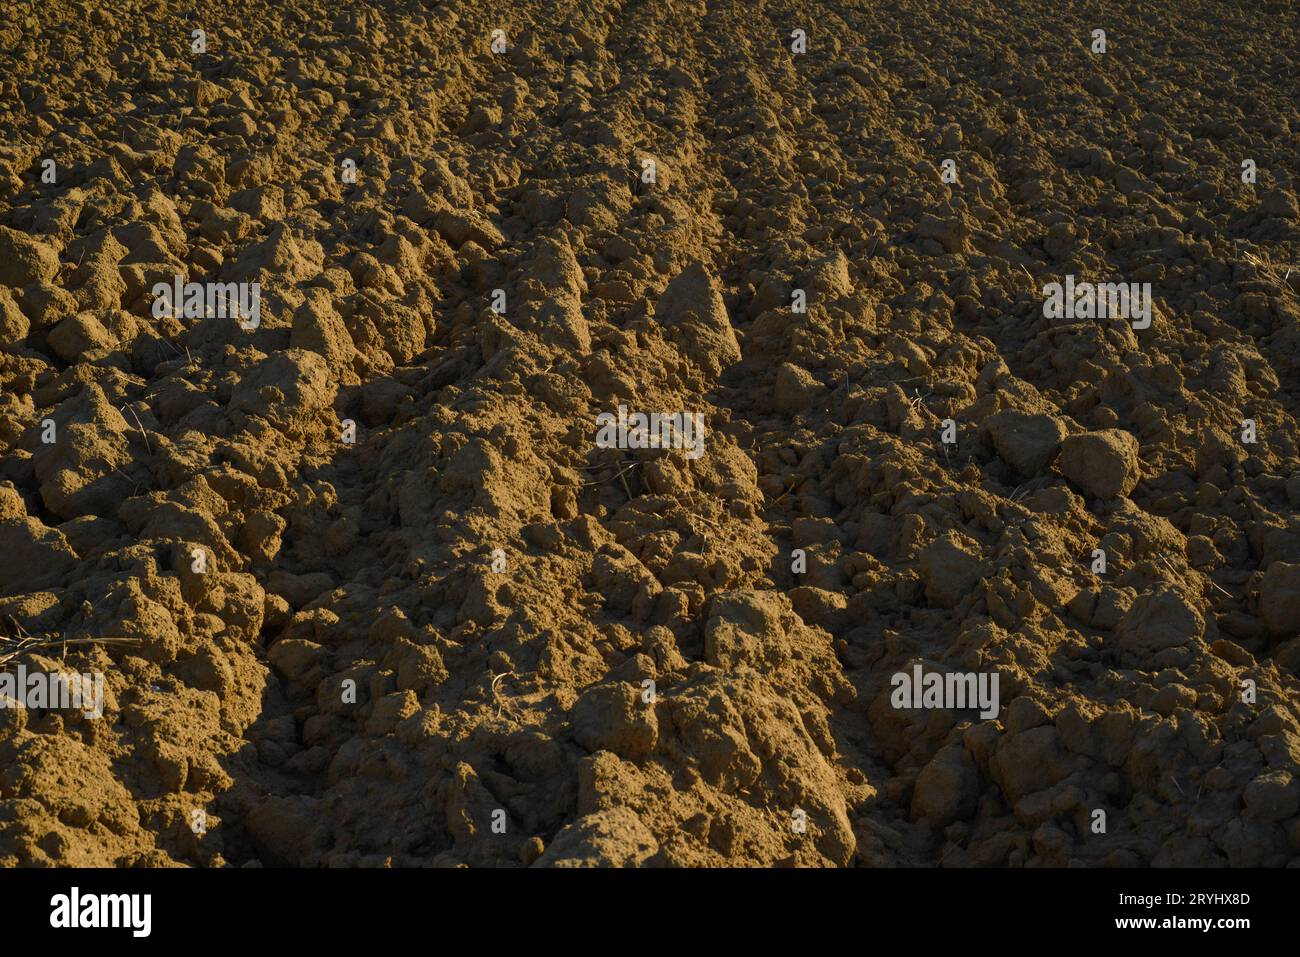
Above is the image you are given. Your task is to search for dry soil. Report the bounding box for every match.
[1,0,1300,867]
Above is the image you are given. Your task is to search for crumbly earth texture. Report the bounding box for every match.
[1,0,1300,867]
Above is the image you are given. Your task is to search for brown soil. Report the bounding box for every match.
[1,0,1300,867]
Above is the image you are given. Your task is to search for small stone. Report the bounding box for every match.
[774,362,820,414]
[0,518,79,594]
[0,226,60,288]
[520,836,545,866]
[916,214,967,253]
[364,690,419,736]
[654,261,741,376]
[570,681,657,758]
[1059,429,1141,499]
[984,410,1066,476]
[0,287,29,343]
[1243,770,1300,822]
[290,289,360,384]
[1260,188,1299,220]
[1116,587,1204,654]
[920,534,982,609]
[1259,561,1300,638]
[535,807,658,867]
[47,311,116,361]
[267,638,325,684]
[912,743,978,826]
